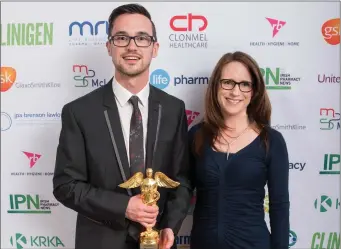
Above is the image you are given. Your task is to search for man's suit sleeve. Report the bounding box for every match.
[52,104,130,228]
[158,100,193,234]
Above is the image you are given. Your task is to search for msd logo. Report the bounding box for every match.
[22,151,42,168]
[186,110,200,126]
[266,17,286,37]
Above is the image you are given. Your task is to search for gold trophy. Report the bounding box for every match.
[119,168,180,249]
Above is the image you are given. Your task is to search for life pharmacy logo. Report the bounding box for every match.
[7,194,59,214]
[319,108,340,130]
[260,67,300,90]
[321,18,340,45]
[314,195,339,213]
[320,154,340,175]
[1,67,16,92]
[169,13,208,49]
[176,235,191,249]
[68,20,108,46]
[250,17,299,47]
[311,232,340,249]
[289,230,298,248]
[1,22,53,46]
[10,233,65,249]
[289,161,306,171]
[186,110,200,127]
[73,64,107,87]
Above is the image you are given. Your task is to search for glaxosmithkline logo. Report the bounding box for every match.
[320,154,340,175]
[1,23,53,46]
[250,17,299,47]
[7,194,59,214]
[10,233,65,249]
[68,21,108,46]
[73,64,107,87]
[169,13,208,49]
[311,232,340,249]
[321,18,340,45]
[320,108,340,130]
[260,67,300,90]
[314,195,339,212]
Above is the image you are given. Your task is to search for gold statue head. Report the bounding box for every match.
[146,168,153,178]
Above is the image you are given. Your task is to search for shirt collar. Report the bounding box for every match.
[112,78,150,107]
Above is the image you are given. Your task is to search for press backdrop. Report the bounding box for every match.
[1,2,340,249]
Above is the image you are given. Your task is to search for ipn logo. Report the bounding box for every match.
[150,69,170,90]
[10,233,27,249]
[289,230,297,248]
[1,112,12,131]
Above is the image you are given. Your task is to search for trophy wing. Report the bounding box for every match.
[118,172,144,189]
[154,172,180,188]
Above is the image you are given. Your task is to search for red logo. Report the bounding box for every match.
[22,151,42,168]
[170,14,208,32]
[186,110,200,126]
[266,17,286,37]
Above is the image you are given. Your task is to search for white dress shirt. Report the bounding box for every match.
[112,78,149,166]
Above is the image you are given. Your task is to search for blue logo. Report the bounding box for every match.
[69,21,108,36]
[150,69,170,89]
[1,112,12,131]
[289,230,297,248]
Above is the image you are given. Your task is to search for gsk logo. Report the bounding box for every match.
[150,69,170,90]
[321,18,340,45]
[186,110,200,127]
[1,67,16,92]
[314,195,340,212]
[266,17,286,37]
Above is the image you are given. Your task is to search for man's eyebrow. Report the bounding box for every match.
[112,31,152,36]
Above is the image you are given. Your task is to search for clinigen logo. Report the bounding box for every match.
[150,69,170,89]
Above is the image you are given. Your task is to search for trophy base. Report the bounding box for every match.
[140,228,159,249]
[140,244,159,249]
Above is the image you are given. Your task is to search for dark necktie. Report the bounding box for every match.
[129,95,145,176]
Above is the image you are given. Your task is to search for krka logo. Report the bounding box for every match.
[10,233,65,248]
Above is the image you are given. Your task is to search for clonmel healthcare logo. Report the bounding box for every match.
[1,23,53,46]
[260,67,300,90]
[150,69,209,89]
[320,108,340,130]
[73,64,107,87]
[320,154,340,175]
[311,232,340,249]
[250,17,299,47]
[7,194,59,214]
[1,67,16,92]
[10,233,65,249]
[169,13,208,49]
[321,18,340,45]
[68,20,108,46]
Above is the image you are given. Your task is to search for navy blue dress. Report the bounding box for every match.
[188,124,290,249]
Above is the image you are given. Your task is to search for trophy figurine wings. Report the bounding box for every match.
[119,168,180,249]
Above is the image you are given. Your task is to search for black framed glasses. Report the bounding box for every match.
[109,35,155,47]
[220,79,253,92]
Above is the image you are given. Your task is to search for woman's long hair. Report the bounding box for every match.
[194,51,272,155]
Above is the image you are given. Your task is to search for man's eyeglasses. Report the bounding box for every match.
[220,79,253,92]
[109,35,155,47]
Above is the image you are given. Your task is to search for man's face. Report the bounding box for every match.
[106,13,159,77]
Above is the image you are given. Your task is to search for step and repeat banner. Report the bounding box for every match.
[1,2,340,249]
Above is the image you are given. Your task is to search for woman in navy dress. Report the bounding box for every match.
[188,51,290,249]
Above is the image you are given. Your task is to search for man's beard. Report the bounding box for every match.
[115,61,151,78]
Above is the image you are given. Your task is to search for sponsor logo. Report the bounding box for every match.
[289,162,306,171]
[314,195,339,212]
[311,232,340,249]
[250,18,299,47]
[68,21,108,46]
[289,230,297,248]
[320,154,340,175]
[7,194,59,214]
[260,67,300,90]
[10,233,65,248]
[320,108,340,130]
[23,151,42,168]
[1,112,12,131]
[321,18,340,45]
[0,23,53,46]
[73,64,107,87]
[1,67,16,92]
[186,110,200,126]
[176,235,191,249]
[169,13,208,49]
[150,69,170,90]
[271,124,306,131]
[318,73,340,84]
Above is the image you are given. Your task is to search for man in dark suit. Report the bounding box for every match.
[52,4,192,249]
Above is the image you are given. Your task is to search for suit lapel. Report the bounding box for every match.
[102,79,131,182]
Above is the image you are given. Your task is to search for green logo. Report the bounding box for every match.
[311,232,340,249]
[8,194,59,214]
[10,233,27,249]
[10,233,65,248]
[320,154,340,175]
[260,67,300,90]
[314,195,339,212]
[1,23,53,46]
